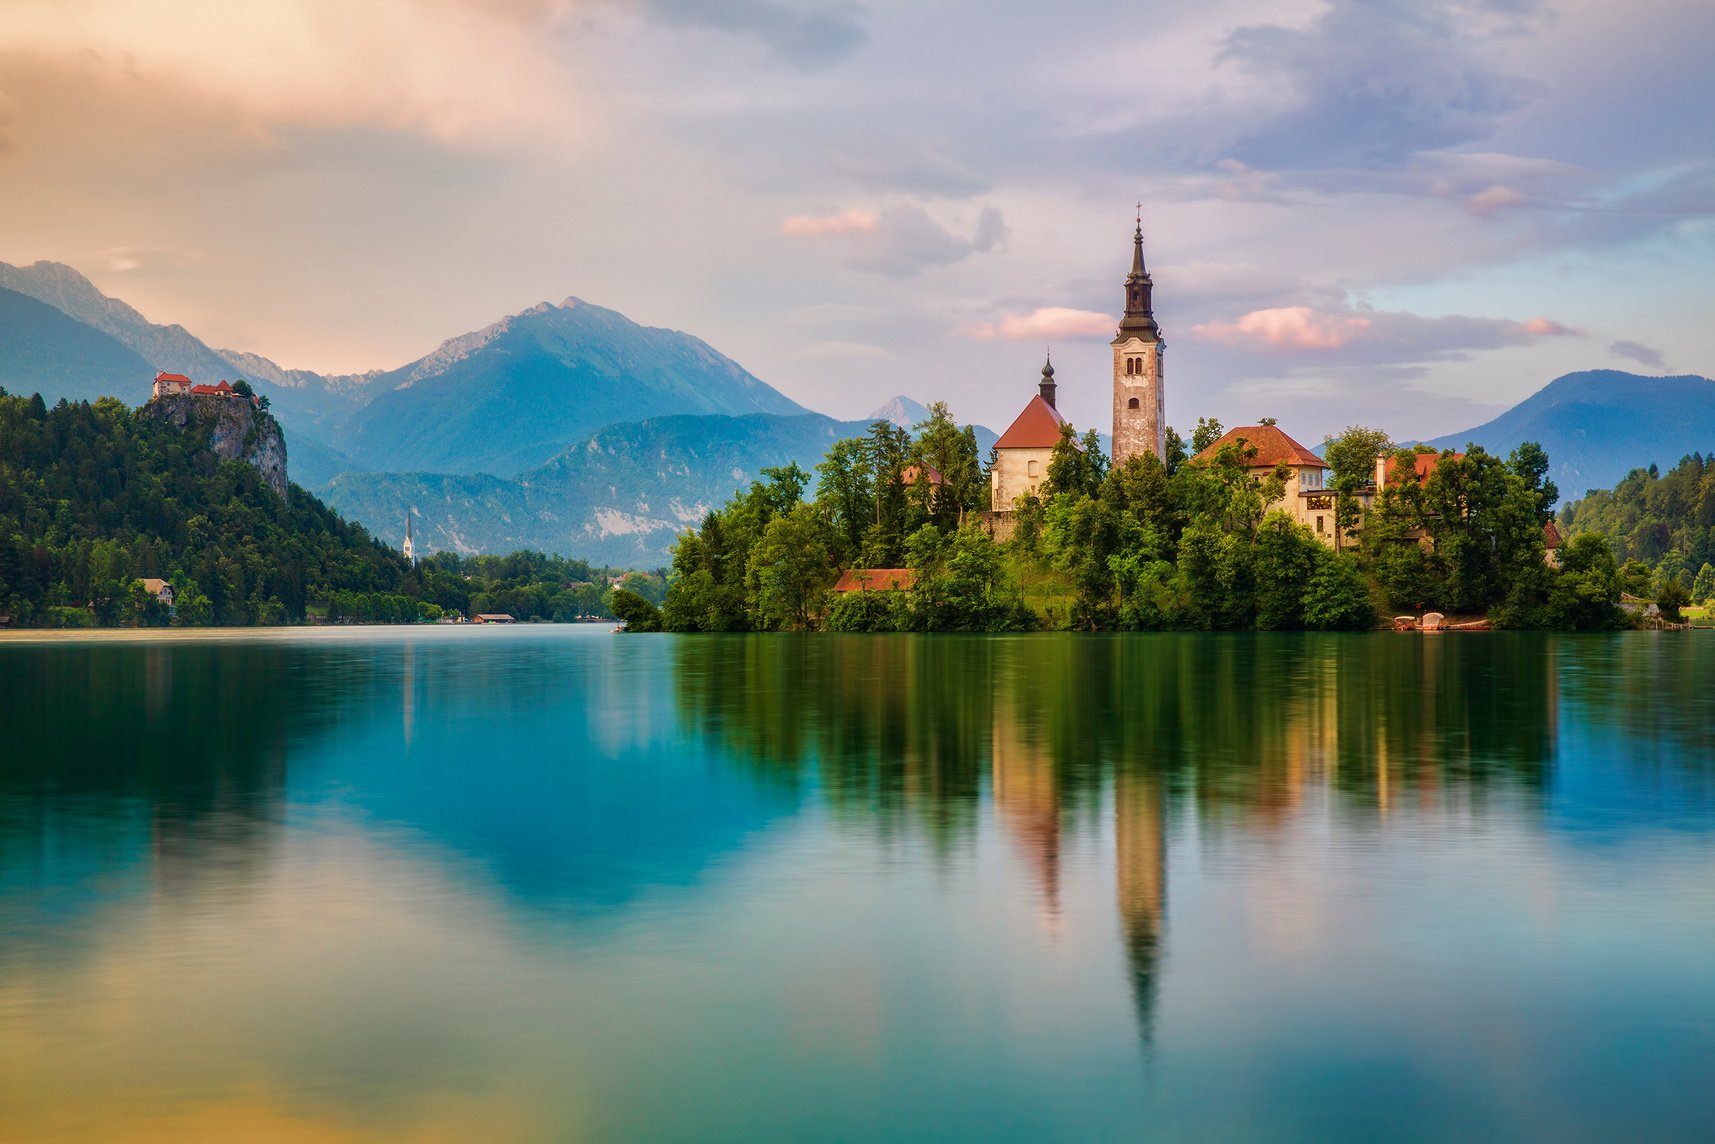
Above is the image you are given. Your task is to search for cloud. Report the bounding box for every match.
[1218,0,1544,170]
[1609,339,1667,369]
[780,209,876,236]
[963,307,1115,342]
[1192,302,1581,365]
[1464,183,1529,216]
[99,245,198,274]
[645,0,867,71]
[1192,307,1372,352]
[788,202,1009,276]
[0,0,585,149]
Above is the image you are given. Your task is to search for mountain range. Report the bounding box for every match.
[1,258,1706,564]
[1425,370,1715,498]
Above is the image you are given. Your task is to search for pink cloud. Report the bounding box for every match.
[1190,303,1583,364]
[1192,306,1371,351]
[1466,184,1528,217]
[779,209,878,237]
[963,307,1113,341]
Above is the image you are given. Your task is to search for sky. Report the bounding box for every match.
[1,0,1712,443]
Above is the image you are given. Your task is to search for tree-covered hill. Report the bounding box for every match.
[0,390,410,626]
[1561,452,1715,593]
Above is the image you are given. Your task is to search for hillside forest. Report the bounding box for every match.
[0,391,660,627]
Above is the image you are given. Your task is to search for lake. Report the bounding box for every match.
[1,628,1713,1140]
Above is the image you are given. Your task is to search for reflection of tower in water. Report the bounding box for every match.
[1115,768,1165,1047]
[991,706,1062,931]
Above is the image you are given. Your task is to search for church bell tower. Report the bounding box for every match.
[1111,210,1165,469]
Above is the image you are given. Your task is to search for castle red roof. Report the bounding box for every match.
[189,380,235,396]
[1543,520,1562,549]
[832,568,916,593]
[155,372,192,385]
[1194,425,1324,469]
[995,395,1069,450]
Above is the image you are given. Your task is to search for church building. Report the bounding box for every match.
[990,356,1070,509]
[988,216,1167,511]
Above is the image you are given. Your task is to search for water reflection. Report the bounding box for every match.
[0,629,1712,1140]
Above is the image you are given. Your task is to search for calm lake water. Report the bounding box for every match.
[1,628,1713,1141]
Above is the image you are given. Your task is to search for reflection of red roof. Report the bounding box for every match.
[901,464,944,486]
[1194,425,1323,468]
[995,395,1069,450]
[155,372,192,385]
[1543,520,1562,548]
[832,568,916,593]
[1384,450,1462,485]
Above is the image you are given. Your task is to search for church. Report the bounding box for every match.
[990,216,1166,510]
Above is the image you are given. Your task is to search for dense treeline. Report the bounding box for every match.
[0,390,658,627]
[1561,452,1715,606]
[0,391,410,626]
[641,404,1627,633]
[1360,440,1624,628]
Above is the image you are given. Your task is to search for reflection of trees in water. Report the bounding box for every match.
[674,632,1562,1047]
[1553,636,1715,788]
[0,642,387,941]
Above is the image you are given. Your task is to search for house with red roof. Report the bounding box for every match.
[151,372,193,399]
[990,356,1075,509]
[1193,423,1342,543]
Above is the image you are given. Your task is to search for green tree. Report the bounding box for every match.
[1657,574,1691,623]
[1190,416,1225,456]
[747,502,835,630]
[1252,513,1319,629]
[609,587,663,632]
[1692,562,1715,606]
[1322,425,1391,551]
[1303,550,1376,629]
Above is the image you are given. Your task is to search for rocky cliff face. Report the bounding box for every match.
[145,394,289,499]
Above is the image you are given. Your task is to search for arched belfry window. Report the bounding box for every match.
[1128,397,1140,409]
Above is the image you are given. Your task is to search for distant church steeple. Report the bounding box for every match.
[1039,351,1057,409]
[402,513,415,564]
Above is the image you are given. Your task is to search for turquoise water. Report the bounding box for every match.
[1,628,1713,1140]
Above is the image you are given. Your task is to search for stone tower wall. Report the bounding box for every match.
[1111,338,1164,470]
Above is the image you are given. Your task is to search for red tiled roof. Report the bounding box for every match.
[995,395,1069,450]
[1194,425,1324,468]
[1383,450,1462,485]
[189,380,235,396]
[155,372,192,385]
[832,568,916,593]
[900,464,945,486]
[1543,520,1562,548]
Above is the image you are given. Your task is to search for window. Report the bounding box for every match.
[1124,358,1134,376]
[1128,397,1140,409]
[1027,459,1039,477]
[1316,515,1325,534]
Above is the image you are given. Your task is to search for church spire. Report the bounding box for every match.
[1118,207,1158,337]
[1038,350,1057,409]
